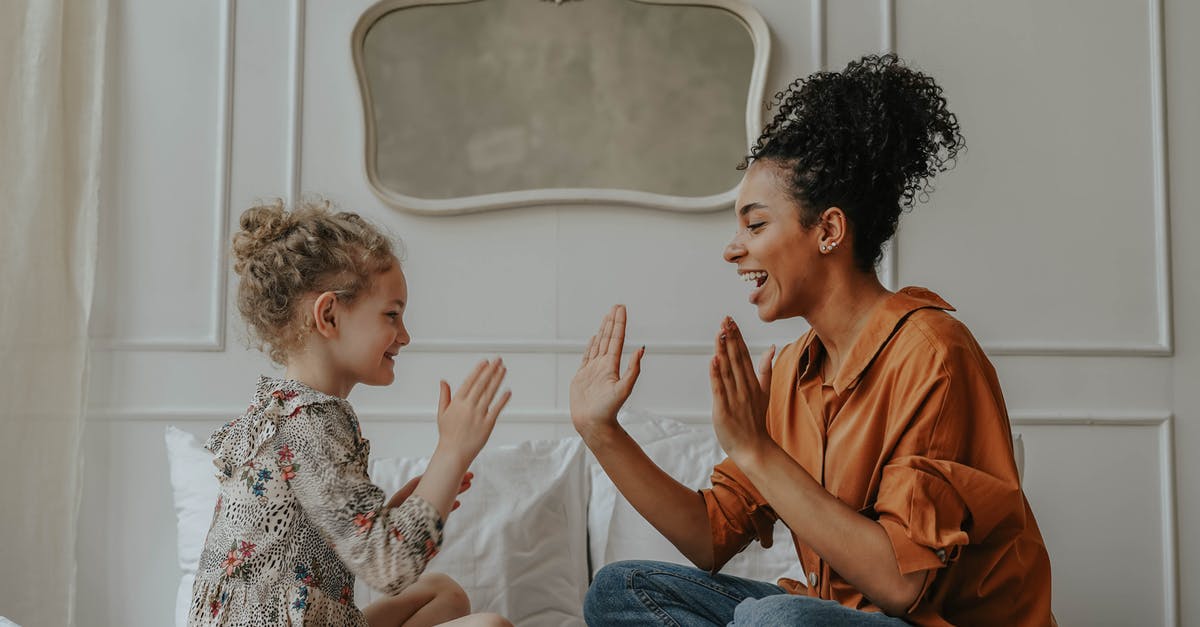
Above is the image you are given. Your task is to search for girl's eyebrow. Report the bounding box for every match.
[390,299,406,309]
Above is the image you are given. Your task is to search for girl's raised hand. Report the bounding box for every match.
[570,304,645,441]
[709,316,775,462]
[436,358,511,467]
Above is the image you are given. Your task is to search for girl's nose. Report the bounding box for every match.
[396,324,411,348]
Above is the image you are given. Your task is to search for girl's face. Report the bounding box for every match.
[723,161,825,322]
[330,262,411,388]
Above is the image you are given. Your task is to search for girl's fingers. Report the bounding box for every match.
[457,359,490,400]
[477,362,506,407]
[466,358,503,404]
[486,389,513,423]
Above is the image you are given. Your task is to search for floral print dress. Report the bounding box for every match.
[189,377,443,626]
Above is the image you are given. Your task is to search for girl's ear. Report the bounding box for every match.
[311,291,339,338]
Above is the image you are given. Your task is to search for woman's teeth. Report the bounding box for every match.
[741,271,767,287]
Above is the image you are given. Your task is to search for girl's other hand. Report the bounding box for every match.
[386,472,472,513]
[570,304,645,442]
[435,358,511,467]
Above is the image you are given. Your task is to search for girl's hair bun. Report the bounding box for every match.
[232,200,293,276]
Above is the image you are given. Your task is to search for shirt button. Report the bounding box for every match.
[808,571,819,587]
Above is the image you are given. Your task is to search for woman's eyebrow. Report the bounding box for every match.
[738,202,766,216]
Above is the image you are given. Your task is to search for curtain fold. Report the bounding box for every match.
[0,0,106,625]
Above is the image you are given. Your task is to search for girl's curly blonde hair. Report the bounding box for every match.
[231,198,399,365]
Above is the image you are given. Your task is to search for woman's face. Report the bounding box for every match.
[723,161,825,322]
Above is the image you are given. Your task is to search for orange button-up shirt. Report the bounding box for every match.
[701,287,1053,626]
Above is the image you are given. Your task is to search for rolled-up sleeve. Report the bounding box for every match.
[700,457,778,573]
[872,343,1027,605]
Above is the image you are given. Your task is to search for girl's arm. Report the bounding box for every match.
[413,358,510,519]
[570,305,715,568]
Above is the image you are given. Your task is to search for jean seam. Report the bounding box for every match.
[627,569,682,627]
[643,569,767,603]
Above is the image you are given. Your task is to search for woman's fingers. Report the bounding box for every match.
[724,318,756,396]
[619,345,645,396]
[757,344,777,394]
[438,380,451,415]
[606,305,628,359]
[582,334,597,365]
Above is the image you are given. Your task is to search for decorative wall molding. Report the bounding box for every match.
[92,0,235,353]
[1011,411,1178,627]
[288,0,306,206]
[888,0,1172,358]
[349,0,772,214]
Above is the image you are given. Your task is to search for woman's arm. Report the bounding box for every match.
[710,317,927,616]
[570,305,715,568]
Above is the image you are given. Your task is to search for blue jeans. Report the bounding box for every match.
[584,560,910,626]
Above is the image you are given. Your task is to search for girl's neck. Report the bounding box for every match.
[808,270,891,377]
[284,347,354,399]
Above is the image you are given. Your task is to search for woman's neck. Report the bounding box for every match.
[808,271,891,377]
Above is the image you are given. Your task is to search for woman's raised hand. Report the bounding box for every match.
[570,305,645,441]
[435,358,511,466]
[709,317,775,462]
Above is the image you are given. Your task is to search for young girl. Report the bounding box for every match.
[190,199,512,627]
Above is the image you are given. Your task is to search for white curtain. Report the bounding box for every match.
[0,0,106,625]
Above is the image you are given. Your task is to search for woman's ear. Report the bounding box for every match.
[817,207,848,253]
[311,291,339,338]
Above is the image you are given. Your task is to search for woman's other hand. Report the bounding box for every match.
[710,316,775,463]
[570,304,645,442]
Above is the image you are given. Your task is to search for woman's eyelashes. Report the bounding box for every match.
[747,222,766,232]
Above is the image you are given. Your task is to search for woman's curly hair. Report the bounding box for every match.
[741,53,965,271]
[231,198,400,365]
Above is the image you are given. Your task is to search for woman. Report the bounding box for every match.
[571,54,1053,626]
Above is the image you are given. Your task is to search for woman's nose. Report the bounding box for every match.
[723,237,745,264]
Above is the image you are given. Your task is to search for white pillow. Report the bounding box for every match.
[588,409,804,584]
[164,426,220,627]
[369,438,589,627]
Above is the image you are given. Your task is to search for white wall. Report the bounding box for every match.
[79,0,1200,625]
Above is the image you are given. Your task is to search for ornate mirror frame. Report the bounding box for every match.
[351,0,771,215]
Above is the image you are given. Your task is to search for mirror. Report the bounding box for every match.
[353,0,770,214]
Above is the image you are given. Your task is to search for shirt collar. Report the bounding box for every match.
[795,287,955,395]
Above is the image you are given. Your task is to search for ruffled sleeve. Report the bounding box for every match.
[275,398,444,595]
